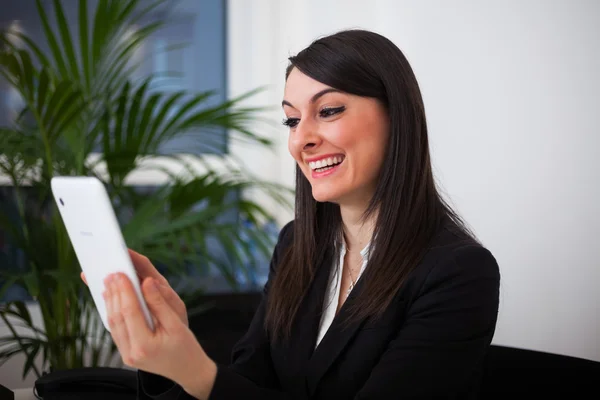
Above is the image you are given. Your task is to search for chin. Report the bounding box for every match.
[311,188,343,204]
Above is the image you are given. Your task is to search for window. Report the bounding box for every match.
[0,0,229,154]
[140,0,230,154]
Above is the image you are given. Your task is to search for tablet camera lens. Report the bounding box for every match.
[60,198,64,206]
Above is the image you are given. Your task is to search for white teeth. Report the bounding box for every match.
[308,156,345,170]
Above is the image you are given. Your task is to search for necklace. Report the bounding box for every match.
[345,255,362,296]
[346,277,356,296]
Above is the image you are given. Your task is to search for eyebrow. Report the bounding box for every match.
[281,88,342,108]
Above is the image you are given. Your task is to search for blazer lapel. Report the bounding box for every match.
[278,248,335,397]
[288,258,332,363]
[305,274,369,396]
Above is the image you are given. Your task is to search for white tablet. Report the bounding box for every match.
[51,176,155,332]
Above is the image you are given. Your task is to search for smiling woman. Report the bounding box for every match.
[103,29,501,400]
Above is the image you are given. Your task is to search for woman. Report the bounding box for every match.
[94,29,500,399]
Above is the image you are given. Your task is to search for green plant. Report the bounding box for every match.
[0,0,291,379]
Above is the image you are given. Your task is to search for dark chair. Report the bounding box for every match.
[480,345,600,399]
[188,292,262,364]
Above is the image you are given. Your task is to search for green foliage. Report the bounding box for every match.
[0,0,291,378]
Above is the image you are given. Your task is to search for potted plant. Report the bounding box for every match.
[0,0,291,381]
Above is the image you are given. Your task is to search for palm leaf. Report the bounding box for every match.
[51,0,80,81]
[0,50,87,149]
[99,79,271,186]
[78,0,91,88]
[0,345,27,369]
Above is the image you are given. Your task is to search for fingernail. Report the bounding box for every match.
[149,279,159,291]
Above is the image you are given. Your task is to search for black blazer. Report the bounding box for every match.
[138,220,500,399]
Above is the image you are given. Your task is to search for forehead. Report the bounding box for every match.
[283,68,333,102]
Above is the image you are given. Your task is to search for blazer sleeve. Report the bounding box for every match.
[137,222,295,400]
[353,244,501,399]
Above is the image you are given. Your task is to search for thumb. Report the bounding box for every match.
[142,278,180,330]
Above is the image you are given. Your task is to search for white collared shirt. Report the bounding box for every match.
[315,241,371,348]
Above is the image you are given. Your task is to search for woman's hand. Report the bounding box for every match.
[103,272,217,399]
[81,249,188,327]
[81,250,217,399]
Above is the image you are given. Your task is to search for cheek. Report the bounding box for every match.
[353,125,389,179]
[322,125,353,151]
[368,133,388,172]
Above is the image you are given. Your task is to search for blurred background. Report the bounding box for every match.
[0,0,599,392]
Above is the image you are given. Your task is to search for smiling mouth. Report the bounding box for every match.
[309,155,345,173]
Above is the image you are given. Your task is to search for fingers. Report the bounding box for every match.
[83,250,169,290]
[104,274,130,356]
[114,273,153,339]
[141,277,181,331]
[156,281,187,326]
[128,249,169,286]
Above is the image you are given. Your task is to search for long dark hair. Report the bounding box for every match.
[265,29,474,341]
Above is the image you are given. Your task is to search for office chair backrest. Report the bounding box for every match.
[480,345,600,399]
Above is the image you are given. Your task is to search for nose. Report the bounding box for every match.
[290,119,322,152]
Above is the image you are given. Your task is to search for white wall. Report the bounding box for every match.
[227,0,600,362]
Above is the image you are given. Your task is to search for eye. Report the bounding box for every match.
[282,117,300,128]
[319,106,345,118]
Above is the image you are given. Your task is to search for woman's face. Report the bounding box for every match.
[283,68,389,207]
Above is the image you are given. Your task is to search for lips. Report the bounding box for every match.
[309,156,345,179]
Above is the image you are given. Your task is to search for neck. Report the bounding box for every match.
[340,203,377,253]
